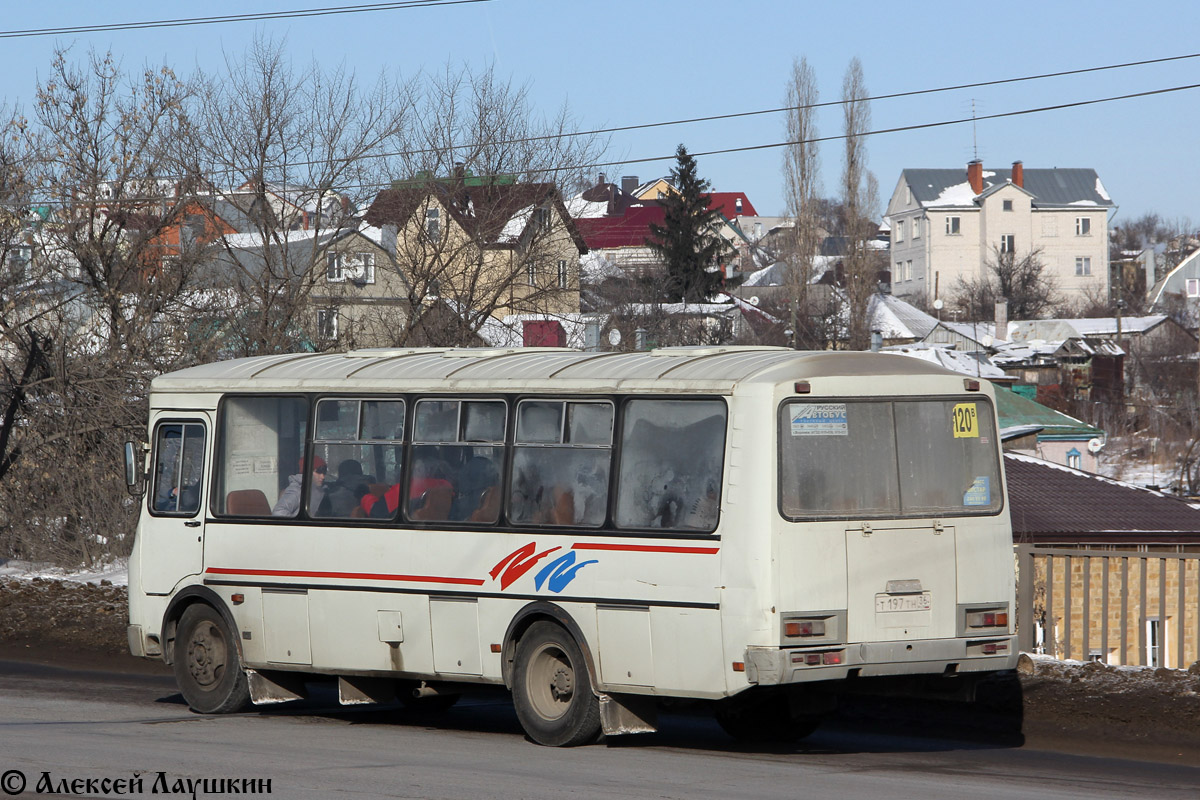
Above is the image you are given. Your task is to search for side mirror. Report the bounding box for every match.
[124,441,145,496]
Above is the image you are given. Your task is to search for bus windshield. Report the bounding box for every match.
[779,397,1003,519]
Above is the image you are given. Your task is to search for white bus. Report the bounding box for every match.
[125,346,1017,746]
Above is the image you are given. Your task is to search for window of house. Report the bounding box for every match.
[911,218,920,239]
[895,261,903,283]
[327,252,375,284]
[5,245,31,283]
[1146,618,1164,668]
[1186,279,1200,298]
[615,399,726,532]
[946,216,961,235]
[905,186,912,205]
[317,308,339,340]
[905,260,913,281]
[532,207,550,233]
[1000,234,1015,254]
[894,219,904,243]
[1076,217,1091,236]
[1066,448,1082,470]
[510,400,613,527]
[426,208,440,242]
[1002,199,1013,212]
[557,259,568,289]
[1075,257,1092,276]
[1042,216,1059,237]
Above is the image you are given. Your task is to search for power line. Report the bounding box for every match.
[186,49,1200,175]
[0,0,493,39]
[17,80,1200,206]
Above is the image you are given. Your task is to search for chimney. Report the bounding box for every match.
[598,172,607,187]
[967,160,983,195]
[621,175,639,195]
[1011,161,1024,188]
[994,300,1009,340]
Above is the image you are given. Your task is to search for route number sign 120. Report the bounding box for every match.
[952,403,978,438]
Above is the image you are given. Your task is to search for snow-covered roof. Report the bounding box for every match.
[899,167,1113,209]
[1007,316,1167,342]
[867,294,939,340]
[881,343,1008,379]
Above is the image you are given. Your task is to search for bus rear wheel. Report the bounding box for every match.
[511,621,601,746]
[173,604,250,714]
[715,690,821,743]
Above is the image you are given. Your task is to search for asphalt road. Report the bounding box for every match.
[1,660,1198,800]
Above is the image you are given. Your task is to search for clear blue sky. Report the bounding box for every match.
[2,1,1196,227]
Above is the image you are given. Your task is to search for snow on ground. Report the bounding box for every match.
[0,557,128,586]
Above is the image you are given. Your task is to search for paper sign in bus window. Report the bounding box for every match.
[790,403,848,436]
[952,403,979,438]
[963,475,990,506]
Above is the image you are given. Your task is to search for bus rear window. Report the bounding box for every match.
[779,398,1002,519]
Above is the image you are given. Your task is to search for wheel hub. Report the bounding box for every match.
[550,666,573,700]
[187,623,224,687]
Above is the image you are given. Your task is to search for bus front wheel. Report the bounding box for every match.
[173,603,250,714]
[511,621,601,746]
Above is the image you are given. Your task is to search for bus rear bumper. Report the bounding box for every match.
[744,636,1018,685]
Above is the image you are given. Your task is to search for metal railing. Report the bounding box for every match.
[1016,545,1200,668]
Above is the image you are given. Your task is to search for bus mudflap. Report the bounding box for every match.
[598,692,657,735]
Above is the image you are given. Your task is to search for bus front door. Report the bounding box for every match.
[141,413,211,594]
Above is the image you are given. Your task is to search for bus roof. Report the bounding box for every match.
[149,346,965,395]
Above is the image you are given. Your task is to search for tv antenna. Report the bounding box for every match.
[971,99,979,161]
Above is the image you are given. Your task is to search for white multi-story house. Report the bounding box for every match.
[885,160,1113,306]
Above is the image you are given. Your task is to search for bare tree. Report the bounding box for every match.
[781,57,822,349]
[839,58,881,351]
[361,63,604,347]
[0,49,201,565]
[953,246,1060,321]
[189,36,414,355]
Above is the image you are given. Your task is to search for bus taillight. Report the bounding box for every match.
[784,620,826,637]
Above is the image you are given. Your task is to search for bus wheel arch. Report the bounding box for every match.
[501,602,598,692]
[161,587,242,668]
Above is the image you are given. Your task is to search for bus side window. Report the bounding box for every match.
[408,399,505,524]
[216,396,308,517]
[151,422,206,515]
[614,399,726,532]
[509,400,612,528]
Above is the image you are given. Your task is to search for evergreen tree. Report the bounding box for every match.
[646,145,731,302]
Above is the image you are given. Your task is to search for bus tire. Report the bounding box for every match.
[715,691,821,743]
[173,603,250,714]
[511,621,601,747]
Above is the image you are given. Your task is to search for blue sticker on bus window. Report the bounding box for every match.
[790,403,848,436]
[963,476,990,506]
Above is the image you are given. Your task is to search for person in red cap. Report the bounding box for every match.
[272,455,327,516]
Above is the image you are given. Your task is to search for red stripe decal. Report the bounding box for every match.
[571,543,719,554]
[205,567,485,586]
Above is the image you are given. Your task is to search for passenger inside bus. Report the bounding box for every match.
[450,455,500,522]
[272,457,329,517]
[322,458,374,517]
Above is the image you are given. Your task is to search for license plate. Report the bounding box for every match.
[875,592,931,613]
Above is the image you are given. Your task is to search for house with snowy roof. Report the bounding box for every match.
[885,160,1114,305]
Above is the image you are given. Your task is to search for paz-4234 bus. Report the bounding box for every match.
[125,346,1017,746]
